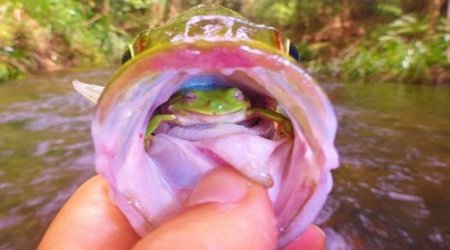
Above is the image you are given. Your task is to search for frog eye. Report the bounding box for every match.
[234,89,244,101]
[184,92,197,102]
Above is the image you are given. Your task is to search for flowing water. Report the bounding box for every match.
[0,69,448,249]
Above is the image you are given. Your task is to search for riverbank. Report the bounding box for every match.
[1,1,448,84]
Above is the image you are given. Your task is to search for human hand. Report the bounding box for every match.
[38,168,325,249]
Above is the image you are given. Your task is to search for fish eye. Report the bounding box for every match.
[121,44,135,64]
[184,92,197,102]
[121,48,132,64]
[288,43,300,62]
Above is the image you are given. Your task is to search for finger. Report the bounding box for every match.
[38,175,140,250]
[283,225,325,250]
[133,168,278,250]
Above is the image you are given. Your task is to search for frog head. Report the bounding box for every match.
[168,87,249,116]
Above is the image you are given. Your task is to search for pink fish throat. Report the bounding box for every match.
[92,41,339,248]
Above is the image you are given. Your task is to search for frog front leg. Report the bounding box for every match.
[247,108,293,138]
[144,114,176,149]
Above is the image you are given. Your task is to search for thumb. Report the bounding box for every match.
[133,167,278,250]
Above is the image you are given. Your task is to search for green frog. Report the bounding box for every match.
[144,87,293,148]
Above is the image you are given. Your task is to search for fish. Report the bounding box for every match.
[74,4,339,248]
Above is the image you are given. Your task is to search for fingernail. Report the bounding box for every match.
[187,168,251,207]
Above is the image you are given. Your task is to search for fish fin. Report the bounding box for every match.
[72,80,105,104]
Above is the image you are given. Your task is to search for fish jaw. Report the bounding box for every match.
[92,39,339,248]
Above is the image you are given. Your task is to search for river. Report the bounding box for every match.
[0,69,448,249]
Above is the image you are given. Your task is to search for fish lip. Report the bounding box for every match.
[96,40,337,167]
[96,39,298,121]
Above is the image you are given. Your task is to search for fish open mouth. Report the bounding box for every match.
[144,72,292,189]
[149,74,289,141]
[90,40,339,248]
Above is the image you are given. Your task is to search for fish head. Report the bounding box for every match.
[91,5,339,248]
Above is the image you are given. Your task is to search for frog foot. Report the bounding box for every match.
[278,119,294,138]
[144,136,153,151]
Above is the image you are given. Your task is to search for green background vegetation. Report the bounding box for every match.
[0,0,449,83]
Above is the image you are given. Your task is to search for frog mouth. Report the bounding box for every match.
[87,40,338,248]
[161,108,249,125]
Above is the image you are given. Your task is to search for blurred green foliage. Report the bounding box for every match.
[0,0,151,81]
[0,0,448,83]
[245,0,449,83]
[337,15,448,82]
